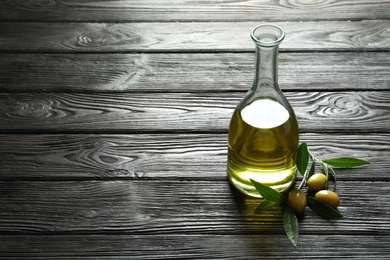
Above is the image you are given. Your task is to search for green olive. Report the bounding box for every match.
[288,189,307,213]
[315,190,340,208]
[307,173,327,191]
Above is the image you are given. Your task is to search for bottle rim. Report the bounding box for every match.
[251,24,285,47]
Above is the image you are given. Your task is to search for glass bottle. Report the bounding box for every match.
[227,24,299,197]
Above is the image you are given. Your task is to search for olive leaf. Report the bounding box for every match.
[328,167,337,191]
[283,205,299,247]
[254,200,279,213]
[297,142,309,176]
[306,196,343,220]
[250,179,286,203]
[323,157,371,168]
[308,161,315,179]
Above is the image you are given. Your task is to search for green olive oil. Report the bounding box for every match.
[227,98,299,197]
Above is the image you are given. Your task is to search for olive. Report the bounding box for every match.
[288,189,307,213]
[315,190,340,208]
[307,173,327,191]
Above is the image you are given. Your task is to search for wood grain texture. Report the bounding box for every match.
[0,52,389,92]
[0,1,388,258]
[1,0,389,22]
[0,21,389,52]
[0,180,388,234]
[0,91,389,133]
[0,133,386,179]
[0,234,388,259]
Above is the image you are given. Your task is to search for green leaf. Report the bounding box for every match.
[297,142,309,176]
[322,157,371,168]
[306,196,343,220]
[308,161,315,179]
[250,179,286,203]
[283,206,299,247]
[328,167,337,191]
[254,200,279,213]
[322,163,329,190]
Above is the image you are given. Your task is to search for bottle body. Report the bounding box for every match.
[227,24,299,197]
[227,98,299,197]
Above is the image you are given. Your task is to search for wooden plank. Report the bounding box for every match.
[1,1,389,22]
[0,52,389,92]
[0,234,388,259]
[0,91,389,133]
[0,133,385,179]
[0,21,389,52]
[0,180,388,234]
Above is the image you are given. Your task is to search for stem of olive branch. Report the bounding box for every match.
[297,147,337,191]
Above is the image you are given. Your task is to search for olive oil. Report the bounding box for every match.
[228,98,299,197]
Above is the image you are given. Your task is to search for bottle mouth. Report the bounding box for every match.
[251,24,285,47]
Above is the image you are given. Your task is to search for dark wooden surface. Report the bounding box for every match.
[0,1,389,258]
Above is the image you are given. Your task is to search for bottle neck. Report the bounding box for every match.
[253,45,280,91]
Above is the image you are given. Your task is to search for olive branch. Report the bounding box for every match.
[251,142,370,247]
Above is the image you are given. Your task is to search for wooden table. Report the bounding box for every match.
[0,1,389,258]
